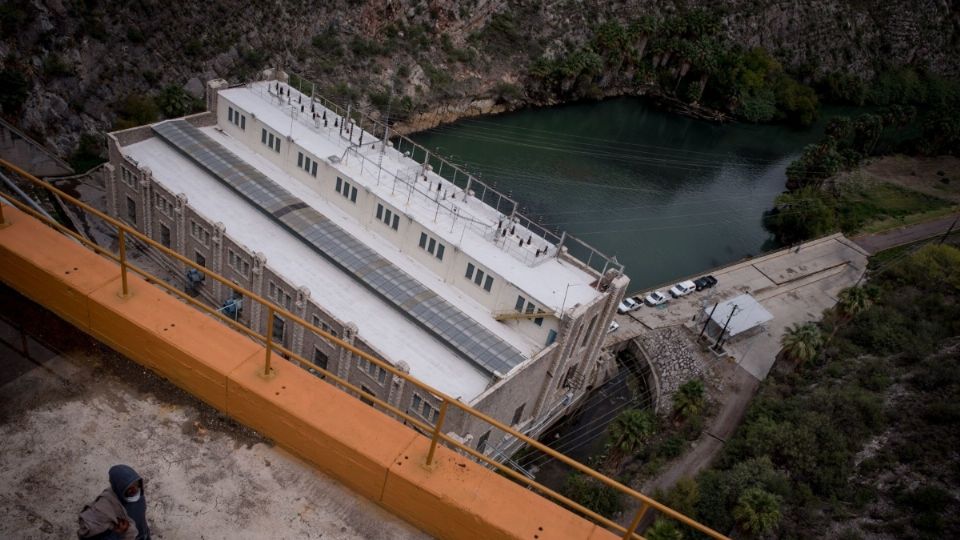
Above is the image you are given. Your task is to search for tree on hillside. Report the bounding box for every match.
[673,379,705,421]
[780,322,823,369]
[733,488,781,537]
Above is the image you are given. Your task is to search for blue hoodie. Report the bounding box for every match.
[108,465,150,540]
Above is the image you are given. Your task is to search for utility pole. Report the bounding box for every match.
[699,302,718,340]
[376,82,394,186]
[939,216,959,245]
[713,304,738,351]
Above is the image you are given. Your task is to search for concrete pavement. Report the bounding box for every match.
[0,288,428,540]
[609,233,868,381]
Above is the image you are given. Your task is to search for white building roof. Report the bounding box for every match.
[218,82,602,314]
[122,136,492,402]
[705,294,774,337]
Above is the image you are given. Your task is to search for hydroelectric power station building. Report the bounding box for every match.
[104,69,629,460]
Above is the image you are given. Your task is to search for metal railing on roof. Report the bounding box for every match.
[0,158,725,540]
[274,70,625,278]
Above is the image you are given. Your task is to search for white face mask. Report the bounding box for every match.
[124,490,141,503]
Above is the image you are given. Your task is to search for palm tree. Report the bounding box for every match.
[645,519,683,540]
[827,286,871,343]
[780,322,822,369]
[672,379,705,421]
[837,286,870,319]
[733,488,781,537]
[608,409,655,458]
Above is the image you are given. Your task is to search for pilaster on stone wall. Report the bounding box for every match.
[174,194,188,272]
[337,322,358,385]
[211,222,226,300]
[387,360,410,408]
[250,252,267,334]
[291,286,311,354]
[139,168,153,236]
[103,163,117,216]
[532,313,576,418]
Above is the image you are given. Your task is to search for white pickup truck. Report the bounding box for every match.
[669,280,696,298]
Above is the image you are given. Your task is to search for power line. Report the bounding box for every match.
[454,118,785,165]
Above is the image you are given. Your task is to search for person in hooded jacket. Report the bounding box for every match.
[77,465,151,540]
[110,465,151,540]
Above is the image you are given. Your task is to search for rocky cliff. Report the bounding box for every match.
[1,0,957,155]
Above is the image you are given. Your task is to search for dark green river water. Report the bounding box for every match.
[411,98,841,290]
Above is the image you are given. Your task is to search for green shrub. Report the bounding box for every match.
[560,472,623,517]
[114,94,159,130]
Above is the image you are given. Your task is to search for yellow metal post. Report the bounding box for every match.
[425,400,449,466]
[622,503,650,539]
[263,306,275,377]
[117,229,130,297]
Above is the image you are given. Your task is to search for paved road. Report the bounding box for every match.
[853,212,960,254]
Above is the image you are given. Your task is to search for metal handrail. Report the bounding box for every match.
[283,71,625,277]
[0,158,726,540]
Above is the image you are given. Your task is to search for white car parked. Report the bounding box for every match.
[617,297,641,314]
[645,291,669,306]
[608,320,620,333]
[669,280,697,298]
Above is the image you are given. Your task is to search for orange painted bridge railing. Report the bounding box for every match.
[0,159,728,540]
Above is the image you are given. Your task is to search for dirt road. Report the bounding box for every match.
[853,212,960,254]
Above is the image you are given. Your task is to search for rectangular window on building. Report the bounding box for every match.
[154,193,173,217]
[335,177,342,193]
[228,107,233,123]
[546,329,558,346]
[435,243,444,260]
[120,167,137,190]
[298,152,303,168]
[465,263,475,280]
[474,269,484,286]
[274,137,280,152]
[477,431,490,453]
[160,223,170,248]
[515,295,525,312]
[313,347,328,374]
[391,214,399,230]
[304,156,311,172]
[227,249,250,277]
[512,404,525,426]
[195,251,206,268]
[126,196,136,224]
[427,238,436,254]
[350,186,357,202]
[190,220,211,247]
[240,115,245,130]
[376,204,383,220]
[534,314,544,326]
[419,233,427,249]
[311,162,317,177]
[384,208,392,224]
[484,275,493,292]
[261,128,267,144]
[412,394,422,412]
[272,314,285,342]
[360,385,375,407]
[268,132,274,148]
